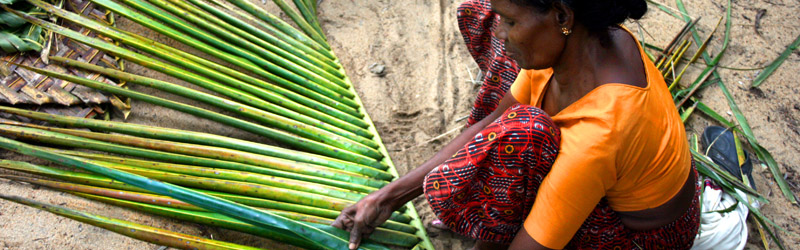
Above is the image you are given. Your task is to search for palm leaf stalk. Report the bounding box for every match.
[292,0,323,36]
[306,223,418,248]
[148,0,344,84]
[658,39,690,78]
[0,125,385,190]
[268,0,326,44]
[5,121,385,190]
[5,61,385,162]
[306,0,316,13]
[170,0,339,78]
[0,137,355,250]
[2,174,414,234]
[81,0,360,111]
[0,106,390,171]
[64,151,369,201]
[41,133,387,182]
[689,150,764,200]
[87,160,356,211]
[78,193,412,248]
[10,121,387,181]
[675,65,717,108]
[25,0,367,129]
[30,0,364,122]
[662,40,692,79]
[48,56,378,147]
[0,195,266,250]
[2,175,205,211]
[0,158,404,223]
[0,160,153,194]
[111,0,352,98]
[0,160,410,224]
[654,18,699,66]
[668,17,722,91]
[71,194,327,250]
[47,148,371,201]
[207,0,333,60]
[224,0,331,51]
[187,0,336,67]
[270,210,416,236]
[679,101,698,122]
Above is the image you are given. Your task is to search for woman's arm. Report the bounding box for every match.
[507,227,553,250]
[332,92,520,250]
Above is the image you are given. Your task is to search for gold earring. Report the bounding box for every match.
[561,27,572,36]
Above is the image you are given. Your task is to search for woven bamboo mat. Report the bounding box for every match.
[0,0,129,120]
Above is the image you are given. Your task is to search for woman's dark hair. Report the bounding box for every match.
[511,0,647,39]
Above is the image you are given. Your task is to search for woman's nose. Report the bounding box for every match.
[495,21,508,41]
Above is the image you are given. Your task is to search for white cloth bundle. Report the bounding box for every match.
[692,179,758,250]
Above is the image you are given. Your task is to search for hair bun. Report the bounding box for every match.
[621,0,648,19]
[570,0,648,33]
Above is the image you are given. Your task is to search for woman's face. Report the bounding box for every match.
[491,0,567,70]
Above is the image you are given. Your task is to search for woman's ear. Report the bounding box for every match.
[551,1,574,28]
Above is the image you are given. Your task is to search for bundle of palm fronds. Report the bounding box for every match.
[0,0,433,249]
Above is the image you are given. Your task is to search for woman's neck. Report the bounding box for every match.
[550,26,612,101]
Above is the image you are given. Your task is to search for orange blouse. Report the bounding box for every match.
[511,30,692,248]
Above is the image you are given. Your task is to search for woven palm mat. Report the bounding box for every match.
[0,0,130,122]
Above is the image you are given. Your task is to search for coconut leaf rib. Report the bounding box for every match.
[0,137,353,250]
[0,160,371,222]
[4,58,383,162]
[268,0,327,44]
[4,174,413,234]
[145,0,346,86]
[292,0,323,35]
[2,175,205,211]
[0,160,153,194]
[77,194,406,249]
[48,56,377,147]
[0,125,385,190]
[110,0,352,99]
[0,106,389,171]
[225,0,331,51]
[88,160,356,211]
[46,148,371,201]
[8,121,384,180]
[26,0,369,133]
[33,127,391,182]
[165,0,341,79]
[210,0,335,60]
[0,195,265,250]
[185,0,336,67]
[81,0,361,112]
[0,159,409,224]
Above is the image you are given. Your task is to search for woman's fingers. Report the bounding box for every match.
[332,206,356,230]
[334,196,393,249]
[348,220,364,250]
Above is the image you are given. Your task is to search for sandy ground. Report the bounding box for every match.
[1,0,799,249]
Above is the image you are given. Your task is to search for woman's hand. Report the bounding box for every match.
[333,92,520,249]
[331,191,397,250]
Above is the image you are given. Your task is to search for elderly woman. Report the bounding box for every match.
[333,0,700,249]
